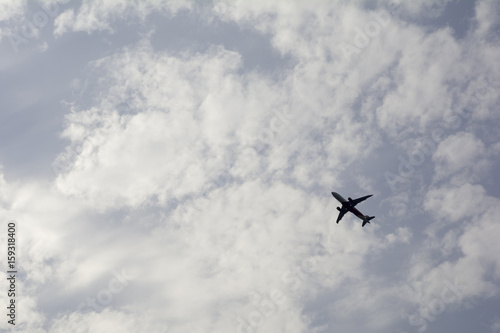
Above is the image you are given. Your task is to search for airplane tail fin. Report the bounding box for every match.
[362,216,375,227]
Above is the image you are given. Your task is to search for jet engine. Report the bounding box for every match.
[337,207,341,211]
[348,197,353,201]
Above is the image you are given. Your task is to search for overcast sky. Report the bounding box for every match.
[0,0,499,332]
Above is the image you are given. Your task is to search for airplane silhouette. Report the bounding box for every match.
[331,192,375,227]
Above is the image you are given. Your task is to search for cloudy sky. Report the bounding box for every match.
[0,0,499,332]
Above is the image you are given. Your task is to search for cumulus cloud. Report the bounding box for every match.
[424,183,492,224]
[53,8,74,36]
[432,132,491,182]
[45,34,395,330]
[54,42,286,209]
[407,198,500,319]
[1,0,500,332]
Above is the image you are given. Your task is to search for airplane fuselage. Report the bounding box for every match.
[331,192,365,219]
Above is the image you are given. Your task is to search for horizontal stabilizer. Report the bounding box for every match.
[362,216,375,227]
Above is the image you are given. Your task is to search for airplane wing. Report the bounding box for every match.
[349,194,373,207]
[336,208,347,223]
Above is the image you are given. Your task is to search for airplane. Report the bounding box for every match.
[331,192,375,227]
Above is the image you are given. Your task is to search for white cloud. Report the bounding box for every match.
[432,132,491,182]
[475,0,500,41]
[0,0,26,22]
[424,183,493,224]
[48,1,500,331]
[53,8,74,37]
[54,43,285,209]
[53,0,193,35]
[400,182,500,332]
[0,0,28,49]
[1,1,500,332]
[385,226,412,245]
[37,33,387,326]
